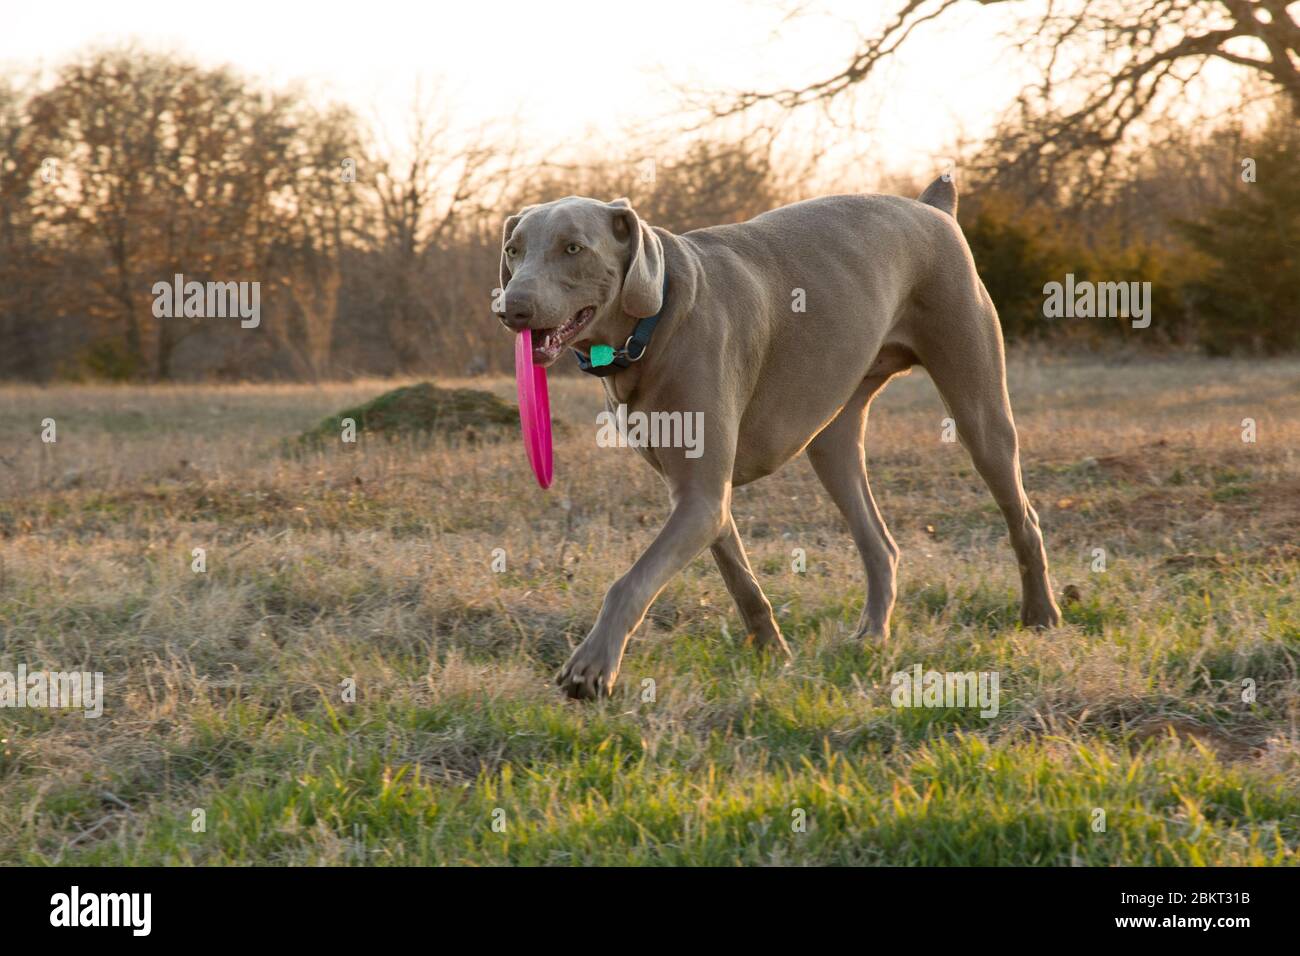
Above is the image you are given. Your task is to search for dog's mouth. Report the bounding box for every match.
[533,306,597,364]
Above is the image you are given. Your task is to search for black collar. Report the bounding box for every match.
[574,274,669,377]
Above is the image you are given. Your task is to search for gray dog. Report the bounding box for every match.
[498,176,1062,699]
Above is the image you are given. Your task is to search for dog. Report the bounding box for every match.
[497,177,1062,700]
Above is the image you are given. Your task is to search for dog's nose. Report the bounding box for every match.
[501,294,534,332]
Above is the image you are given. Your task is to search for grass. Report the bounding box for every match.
[0,355,1297,865]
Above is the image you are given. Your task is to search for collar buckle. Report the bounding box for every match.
[622,333,648,362]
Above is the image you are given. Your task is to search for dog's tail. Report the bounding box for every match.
[917,175,958,218]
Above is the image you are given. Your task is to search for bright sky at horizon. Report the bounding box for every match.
[17,0,1236,188]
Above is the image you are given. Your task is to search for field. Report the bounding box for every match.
[1,355,1297,865]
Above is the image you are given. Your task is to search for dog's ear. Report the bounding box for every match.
[608,198,664,318]
[499,209,529,291]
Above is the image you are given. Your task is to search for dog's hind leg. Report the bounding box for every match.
[913,291,1062,629]
[711,513,791,657]
[806,375,900,641]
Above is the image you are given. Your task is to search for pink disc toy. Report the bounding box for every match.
[514,329,554,489]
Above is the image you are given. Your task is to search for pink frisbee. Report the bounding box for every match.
[514,329,554,489]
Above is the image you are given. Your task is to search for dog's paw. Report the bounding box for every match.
[745,626,792,660]
[1022,599,1063,629]
[556,639,620,700]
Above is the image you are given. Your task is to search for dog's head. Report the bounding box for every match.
[497,197,664,368]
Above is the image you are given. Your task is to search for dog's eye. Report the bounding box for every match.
[505,246,518,257]
[565,243,583,255]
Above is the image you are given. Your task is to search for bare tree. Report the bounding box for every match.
[709,1,1300,200]
[22,49,368,379]
[365,88,515,370]
[0,76,49,376]
[268,103,366,380]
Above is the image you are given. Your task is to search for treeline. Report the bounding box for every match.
[0,49,1295,382]
[960,114,1299,355]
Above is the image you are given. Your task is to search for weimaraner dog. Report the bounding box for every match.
[498,176,1062,699]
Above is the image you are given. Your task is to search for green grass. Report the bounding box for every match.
[1,357,1298,865]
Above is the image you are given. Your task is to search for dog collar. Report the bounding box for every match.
[574,275,668,377]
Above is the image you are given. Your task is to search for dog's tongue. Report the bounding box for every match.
[515,329,553,489]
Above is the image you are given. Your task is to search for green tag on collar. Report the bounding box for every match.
[589,344,615,367]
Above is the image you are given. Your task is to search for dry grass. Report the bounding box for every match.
[0,355,1297,864]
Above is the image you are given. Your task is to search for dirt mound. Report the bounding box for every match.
[295,382,519,448]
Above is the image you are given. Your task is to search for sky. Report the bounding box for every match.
[4,1,1036,181]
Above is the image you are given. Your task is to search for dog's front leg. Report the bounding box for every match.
[558,484,731,700]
